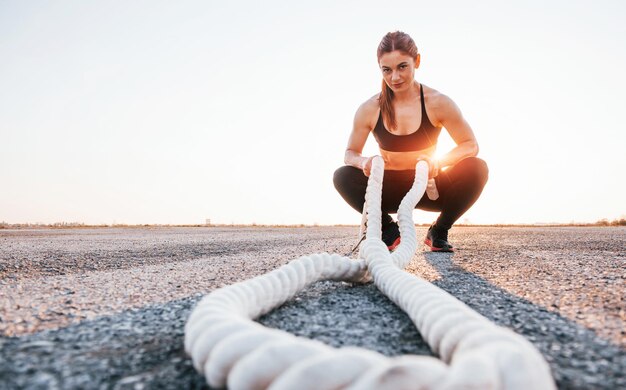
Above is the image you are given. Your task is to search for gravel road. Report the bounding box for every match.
[1,226,624,389]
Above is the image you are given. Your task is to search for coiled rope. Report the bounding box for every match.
[185,157,555,389]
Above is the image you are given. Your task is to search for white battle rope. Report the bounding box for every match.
[185,157,555,389]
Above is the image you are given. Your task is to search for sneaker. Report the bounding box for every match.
[346,220,401,256]
[424,223,454,252]
[382,221,401,251]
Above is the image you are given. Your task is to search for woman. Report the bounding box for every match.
[333,31,488,252]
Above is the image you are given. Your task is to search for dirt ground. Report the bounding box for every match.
[1,226,624,389]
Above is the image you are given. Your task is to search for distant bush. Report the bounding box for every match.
[595,218,626,226]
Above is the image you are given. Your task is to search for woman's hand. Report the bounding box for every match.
[362,156,374,177]
[415,155,440,179]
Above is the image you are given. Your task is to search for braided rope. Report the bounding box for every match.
[185,157,555,389]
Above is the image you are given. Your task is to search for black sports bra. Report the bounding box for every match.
[372,83,441,152]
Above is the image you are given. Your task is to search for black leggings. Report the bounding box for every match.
[333,157,489,230]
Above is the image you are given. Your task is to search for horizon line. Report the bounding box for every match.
[1,220,625,229]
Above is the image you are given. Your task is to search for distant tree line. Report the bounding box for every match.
[0,221,86,228]
[0,219,625,229]
[595,218,626,226]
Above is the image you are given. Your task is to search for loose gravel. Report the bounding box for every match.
[1,226,624,389]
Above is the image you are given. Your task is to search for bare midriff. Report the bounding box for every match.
[380,145,437,170]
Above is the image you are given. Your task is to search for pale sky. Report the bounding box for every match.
[1,0,625,225]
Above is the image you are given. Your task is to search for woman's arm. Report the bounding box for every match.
[431,93,479,170]
[345,98,378,176]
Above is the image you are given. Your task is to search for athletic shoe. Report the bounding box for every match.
[346,220,401,256]
[424,223,454,252]
[382,221,401,251]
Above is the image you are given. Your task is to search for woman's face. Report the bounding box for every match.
[379,50,420,92]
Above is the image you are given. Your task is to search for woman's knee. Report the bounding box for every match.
[456,157,489,184]
[333,165,362,193]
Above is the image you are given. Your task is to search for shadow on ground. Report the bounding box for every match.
[421,251,625,389]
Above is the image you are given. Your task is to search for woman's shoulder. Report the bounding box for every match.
[360,93,381,112]
[421,84,457,127]
[358,94,382,117]
[421,84,447,106]
[353,94,381,128]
